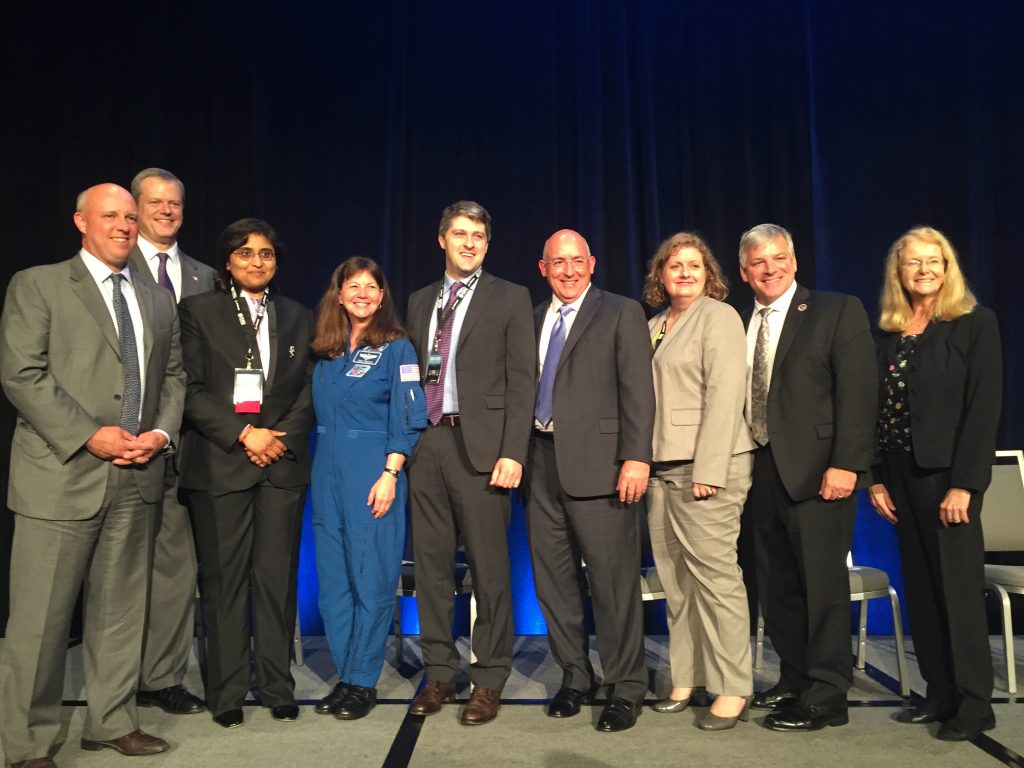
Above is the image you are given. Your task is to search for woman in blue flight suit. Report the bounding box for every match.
[310,257,427,720]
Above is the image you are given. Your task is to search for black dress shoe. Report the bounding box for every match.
[894,703,956,724]
[751,683,800,711]
[315,681,350,715]
[335,686,377,720]
[596,697,640,732]
[213,709,244,728]
[764,703,848,731]
[271,704,300,721]
[137,684,206,714]
[936,718,996,742]
[547,686,592,718]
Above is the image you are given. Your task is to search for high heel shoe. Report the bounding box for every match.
[653,686,707,713]
[697,696,752,731]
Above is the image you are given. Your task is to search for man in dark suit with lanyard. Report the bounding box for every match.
[405,201,534,726]
[738,223,876,731]
[128,167,215,716]
[525,229,655,732]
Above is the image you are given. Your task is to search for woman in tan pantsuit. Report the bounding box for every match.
[644,232,756,730]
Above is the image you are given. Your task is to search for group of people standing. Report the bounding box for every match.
[0,173,1002,766]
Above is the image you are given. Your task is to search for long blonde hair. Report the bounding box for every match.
[878,226,977,332]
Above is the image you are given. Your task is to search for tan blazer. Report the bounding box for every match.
[649,294,754,487]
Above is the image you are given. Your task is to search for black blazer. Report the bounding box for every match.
[742,285,877,502]
[406,271,535,471]
[177,290,314,493]
[533,287,655,498]
[874,306,1001,493]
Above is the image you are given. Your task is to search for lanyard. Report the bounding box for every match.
[431,272,480,353]
[230,282,269,370]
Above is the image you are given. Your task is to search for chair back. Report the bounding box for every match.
[982,450,1024,552]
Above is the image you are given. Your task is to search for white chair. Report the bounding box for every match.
[754,553,911,697]
[982,449,1024,695]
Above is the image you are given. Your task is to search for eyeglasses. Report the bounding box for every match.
[899,258,943,270]
[232,248,276,262]
[545,257,589,272]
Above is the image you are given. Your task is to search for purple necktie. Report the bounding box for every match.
[156,252,176,300]
[535,305,572,426]
[425,281,463,425]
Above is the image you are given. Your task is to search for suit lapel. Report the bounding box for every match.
[69,255,121,357]
[657,295,704,357]
[266,298,279,389]
[557,286,601,374]
[455,272,493,353]
[132,271,157,372]
[772,284,810,378]
[179,252,204,299]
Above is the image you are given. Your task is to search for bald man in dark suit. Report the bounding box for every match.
[525,229,655,733]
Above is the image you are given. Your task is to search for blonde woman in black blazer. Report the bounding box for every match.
[869,226,1002,742]
[644,233,756,731]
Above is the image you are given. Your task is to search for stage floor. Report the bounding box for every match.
[4,634,1022,767]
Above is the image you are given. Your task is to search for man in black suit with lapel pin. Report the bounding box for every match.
[405,201,535,726]
[525,229,655,733]
[738,223,876,731]
[128,167,216,716]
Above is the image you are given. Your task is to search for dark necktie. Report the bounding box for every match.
[750,307,771,445]
[110,273,141,435]
[156,252,175,299]
[425,281,463,425]
[535,305,572,427]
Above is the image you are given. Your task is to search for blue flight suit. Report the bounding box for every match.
[311,338,427,687]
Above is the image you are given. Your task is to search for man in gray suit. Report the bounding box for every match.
[0,183,185,766]
[128,168,215,715]
[525,229,655,733]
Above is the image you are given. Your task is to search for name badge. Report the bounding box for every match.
[233,368,264,413]
[424,352,442,384]
[346,363,371,378]
[353,349,382,366]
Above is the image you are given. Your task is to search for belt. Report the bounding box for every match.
[432,414,461,427]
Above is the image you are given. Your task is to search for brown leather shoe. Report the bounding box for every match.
[80,729,169,756]
[11,759,58,768]
[409,680,456,716]
[460,686,500,726]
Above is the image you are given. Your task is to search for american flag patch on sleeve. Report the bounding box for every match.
[400,364,420,382]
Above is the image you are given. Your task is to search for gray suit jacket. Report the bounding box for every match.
[649,295,755,487]
[0,254,185,519]
[128,244,217,300]
[535,286,655,498]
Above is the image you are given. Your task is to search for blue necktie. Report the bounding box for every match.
[535,305,572,427]
[110,273,141,435]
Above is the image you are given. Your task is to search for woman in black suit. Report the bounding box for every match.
[179,219,314,728]
[868,226,1001,741]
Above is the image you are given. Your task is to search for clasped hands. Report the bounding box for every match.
[86,426,167,465]
[241,427,288,468]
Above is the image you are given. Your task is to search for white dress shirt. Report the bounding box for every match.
[535,282,591,430]
[745,279,798,418]
[136,234,183,298]
[243,292,272,381]
[426,269,481,414]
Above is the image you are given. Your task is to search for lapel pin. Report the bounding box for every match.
[797,303,808,312]
[192,274,198,281]
[288,345,296,358]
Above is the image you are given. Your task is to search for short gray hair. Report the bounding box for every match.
[738,223,794,266]
[438,200,491,240]
[130,167,185,202]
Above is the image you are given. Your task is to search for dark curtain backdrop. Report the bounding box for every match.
[2,0,1021,635]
